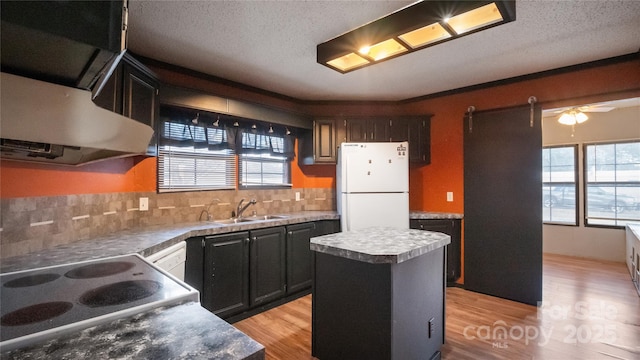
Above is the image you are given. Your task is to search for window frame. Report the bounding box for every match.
[542,145,579,226]
[583,140,640,229]
[238,151,292,190]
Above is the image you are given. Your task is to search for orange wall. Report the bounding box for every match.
[0,156,156,198]
[2,57,637,199]
[0,141,334,198]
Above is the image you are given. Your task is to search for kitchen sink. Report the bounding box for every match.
[213,218,257,225]
[258,215,289,220]
[210,215,289,225]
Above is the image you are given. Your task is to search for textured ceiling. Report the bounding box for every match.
[127,0,640,101]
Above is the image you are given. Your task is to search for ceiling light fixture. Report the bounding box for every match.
[558,109,589,125]
[317,0,516,73]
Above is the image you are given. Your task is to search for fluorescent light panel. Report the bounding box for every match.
[317,1,516,73]
[399,23,451,48]
[446,2,504,34]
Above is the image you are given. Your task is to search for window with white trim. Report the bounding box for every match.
[584,141,640,227]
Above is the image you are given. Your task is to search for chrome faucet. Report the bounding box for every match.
[236,198,257,218]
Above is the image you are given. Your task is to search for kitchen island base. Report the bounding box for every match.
[312,247,444,360]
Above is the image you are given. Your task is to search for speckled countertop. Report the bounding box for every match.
[1,302,264,360]
[410,211,464,220]
[0,211,339,274]
[310,227,451,264]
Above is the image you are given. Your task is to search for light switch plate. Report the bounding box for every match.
[295,192,301,201]
[446,192,454,202]
[139,197,149,211]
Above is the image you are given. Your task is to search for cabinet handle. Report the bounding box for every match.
[245,238,250,244]
[288,231,293,235]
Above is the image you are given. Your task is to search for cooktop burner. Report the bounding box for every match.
[1,302,74,327]
[0,254,198,352]
[3,273,61,288]
[64,261,136,279]
[79,280,162,307]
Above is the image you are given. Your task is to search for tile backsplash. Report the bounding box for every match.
[0,188,335,259]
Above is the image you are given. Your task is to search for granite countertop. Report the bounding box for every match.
[310,227,451,264]
[1,302,264,360]
[0,211,339,274]
[410,211,464,220]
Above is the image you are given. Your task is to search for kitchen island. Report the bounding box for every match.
[310,227,450,360]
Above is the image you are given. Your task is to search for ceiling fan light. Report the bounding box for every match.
[575,112,588,123]
[558,110,588,125]
[558,113,576,125]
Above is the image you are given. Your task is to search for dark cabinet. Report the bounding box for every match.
[93,54,159,154]
[346,118,390,142]
[298,118,345,165]
[286,223,316,295]
[201,233,251,318]
[249,227,287,306]
[391,117,431,164]
[185,221,339,320]
[299,115,430,165]
[410,219,461,285]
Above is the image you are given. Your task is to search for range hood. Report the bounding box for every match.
[0,72,154,166]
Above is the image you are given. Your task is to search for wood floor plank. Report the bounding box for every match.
[234,253,640,360]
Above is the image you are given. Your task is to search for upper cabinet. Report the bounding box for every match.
[93,54,159,154]
[1,1,126,90]
[299,116,430,165]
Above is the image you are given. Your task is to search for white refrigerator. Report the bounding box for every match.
[337,142,409,231]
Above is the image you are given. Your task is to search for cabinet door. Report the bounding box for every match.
[203,232,250,319]
[123,62,157,128]
[368,118,391,142]
[346,119,368,142]
[250,227,286,306]
[408,117,431,164]
[314,119,339,163]
[410,219,461,284]
[92,66,122,113]
[286,223,316,295]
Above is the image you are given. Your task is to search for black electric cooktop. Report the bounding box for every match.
[0,254,198,351]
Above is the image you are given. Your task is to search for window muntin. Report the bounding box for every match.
[584,141,640,227]
[542,146,578,225]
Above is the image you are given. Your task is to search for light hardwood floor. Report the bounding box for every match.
[234,254,640,360]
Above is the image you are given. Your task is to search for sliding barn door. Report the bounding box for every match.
[463,105,542,305]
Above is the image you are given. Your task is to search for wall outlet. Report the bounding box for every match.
[446,192,454,202]
[295,192,300,201]
[139,197,149,211]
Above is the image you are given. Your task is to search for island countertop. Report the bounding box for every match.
[310,227,451,264]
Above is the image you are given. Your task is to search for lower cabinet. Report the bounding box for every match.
[410,219,461,285]
[286,223,316,295]
[185,220,340,320]
[250,227,286,306]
